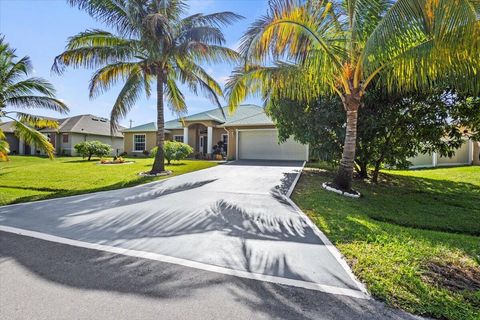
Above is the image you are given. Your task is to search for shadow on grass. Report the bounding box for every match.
[5,176,159,205]
[143,162,187,168]
[62,159,101,163]
[0,185,68,193]
[297,169,480,236]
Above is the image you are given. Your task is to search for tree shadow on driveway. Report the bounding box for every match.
[0,231,420,320]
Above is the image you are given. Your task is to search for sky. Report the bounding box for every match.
[0,0,268,127]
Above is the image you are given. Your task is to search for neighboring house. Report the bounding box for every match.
[0,114,124,156]
[409,139,480,168]
[123,104,309,161]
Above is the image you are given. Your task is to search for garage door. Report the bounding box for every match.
[238,129,308,161]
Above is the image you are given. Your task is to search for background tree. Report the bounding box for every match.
[53,0,242,174]
[269,89,480,183]
[74,140,112,160]
[150,141,193,164]
[227,0,479,191]
[0,37,68,159]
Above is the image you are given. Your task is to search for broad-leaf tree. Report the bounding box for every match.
[0,37,68,159]
[269,89,480,183]
[53,0,242,174]
[227,0,480,191]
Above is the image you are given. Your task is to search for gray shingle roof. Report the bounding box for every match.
[0,121,15,133]
[41,114,124,137]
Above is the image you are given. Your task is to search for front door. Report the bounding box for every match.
[199,136,207,154]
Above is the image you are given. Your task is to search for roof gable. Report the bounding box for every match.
[123,104,273,133]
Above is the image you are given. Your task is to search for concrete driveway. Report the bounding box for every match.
[0,160,365,298]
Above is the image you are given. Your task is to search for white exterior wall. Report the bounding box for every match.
[59,133,124,156]
[409,140,473,168]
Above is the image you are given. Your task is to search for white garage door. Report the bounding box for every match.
[238,129,308,161]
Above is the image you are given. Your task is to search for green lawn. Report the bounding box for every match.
[0,156,217,206]
[293,165,480,320]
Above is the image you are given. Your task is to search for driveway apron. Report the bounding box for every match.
[0,160,365,297]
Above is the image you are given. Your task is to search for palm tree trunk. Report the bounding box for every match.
[334,93,361,191]
[151,71,166,174]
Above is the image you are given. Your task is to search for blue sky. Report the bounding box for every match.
[0,0,267,127]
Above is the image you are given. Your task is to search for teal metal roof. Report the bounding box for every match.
[123,104,273,132]
[122,121,176,133]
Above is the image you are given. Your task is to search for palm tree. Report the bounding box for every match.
[227,0,479,191]
[0,37,69,159]
[53,0,242,174]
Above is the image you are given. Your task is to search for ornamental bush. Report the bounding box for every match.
[150,141,193,164]
[74,141,112,160]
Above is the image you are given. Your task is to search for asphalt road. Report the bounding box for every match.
[0,231,422,320]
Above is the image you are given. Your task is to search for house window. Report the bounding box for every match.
[173,135,184,143]
[221,134,228,144]
[62,134,69,143]
[221,133,228,153]
[133,134,146,151]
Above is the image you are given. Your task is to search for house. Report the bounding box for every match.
[0,114,124,156]
[409,139,480,168]
[122,104,309,161]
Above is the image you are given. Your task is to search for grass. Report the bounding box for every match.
[293,165,480,320]
[0,156,217,206]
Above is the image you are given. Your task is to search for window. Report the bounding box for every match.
[173,135,184,143]
[221,133,228,153]
[133,134,146,151]
[62,134,69,143]
[221,134,228,144]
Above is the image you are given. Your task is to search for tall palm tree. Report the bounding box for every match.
[53,0,242,174]
[0,37,69,160]
[227,0,479,191]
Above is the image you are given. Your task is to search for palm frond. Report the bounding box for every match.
[1,56,33,85]
[67,0,139,37]
[4,77,56,99]
[89,62,141,98]
[165,77,187,114]
[13,112,60,129]
[5,96,68,114]
[179,26,226,45]
[66,29,136,50]
[0,138,9,161]
[182,12,244,28]
[150,0,187,20]
[110,68,144,133]
[52,42,137,74]
[226,62,325,113]
[362,0,480,94]
[174,57,224,115]
[11,118,55,159]
[182,44,240,65]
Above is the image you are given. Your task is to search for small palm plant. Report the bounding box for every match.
[53,0,242,174]
[227,0,479,191]
[0,37,68,160]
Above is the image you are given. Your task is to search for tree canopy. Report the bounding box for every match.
[0,37,68,159]
[227,0,480,191]
[54,0,242,173]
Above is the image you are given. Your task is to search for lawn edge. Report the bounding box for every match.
[0,161,219,208]
[286,164,371,298]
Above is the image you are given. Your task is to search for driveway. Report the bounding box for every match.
[0,160,363,298]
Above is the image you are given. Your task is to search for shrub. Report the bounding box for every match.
[150,141,193,164]
[74,141,112,161]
